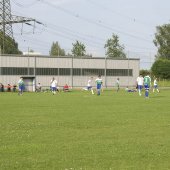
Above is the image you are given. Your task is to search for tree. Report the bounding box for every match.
[50,41,65,56]
[29,49,34,53]
[71,40,86,57]
[153,24,170,59]
[140,69,151,77]
[151,59,170,79]
[104,33,126,58]
[0,31,22,54]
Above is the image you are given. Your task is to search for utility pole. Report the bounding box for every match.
[28,47,30,76]
[0,0,43,54]
[104,48,107,88]
[127,51,130,87]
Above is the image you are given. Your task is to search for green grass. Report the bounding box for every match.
[158,80,170,87]
[0,90,170,170]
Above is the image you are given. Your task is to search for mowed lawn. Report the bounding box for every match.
[0,90,170,170]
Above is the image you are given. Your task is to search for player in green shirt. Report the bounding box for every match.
[143,75,151,98]
[95,75,102,95]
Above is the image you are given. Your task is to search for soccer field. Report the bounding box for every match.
[0,90,170,170]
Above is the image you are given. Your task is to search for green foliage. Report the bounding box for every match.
[151,59,170,79]
[50,41,65,56]
[0,31,22,54]
[71,40,86,57]
[153,24,170,59]
[104,33,126,58]
[140,69,151,77]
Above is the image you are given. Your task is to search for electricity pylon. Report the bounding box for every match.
[0,0,43,54]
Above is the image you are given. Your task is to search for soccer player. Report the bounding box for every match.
[18,77,24,95]
[153,77,160,93]
[95,75,102,95]
[83,77,94,94]
[136,74,144,96]
[36,83,42,92]
[50,77,58,95]
[115,78,120,92]
[143,74,151,98]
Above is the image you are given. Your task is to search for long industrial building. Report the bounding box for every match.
[0,55,140,91]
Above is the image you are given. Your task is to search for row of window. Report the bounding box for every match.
[0,67,133,76]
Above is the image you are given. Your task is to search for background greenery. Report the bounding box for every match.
[0,90,170,170]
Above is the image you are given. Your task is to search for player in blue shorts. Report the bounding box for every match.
[136,74,144,96]
[95,75,103,96]
[144,74,151,98]
[82,77,94,94]
[50,77,58,95]
[18,77,24,95]
[153,77,160,93]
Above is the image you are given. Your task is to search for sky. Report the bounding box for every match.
[10,0,170,69]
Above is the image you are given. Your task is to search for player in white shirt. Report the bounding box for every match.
[50,77,58,95]
[136,75,144,96]
[83,77,94,94]
[153,77,160,93]
[115,78,120,92]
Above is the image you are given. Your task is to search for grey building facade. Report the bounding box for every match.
[0,55,140,91]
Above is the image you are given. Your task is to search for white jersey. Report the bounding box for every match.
[116,79,120,85]
[87,79,92,87]
[51,79,57,88]
[154,79,157,86]
[137,76,144,85]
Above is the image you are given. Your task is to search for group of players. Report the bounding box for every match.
[82,74,160,98]
[51,76,103,96]
[17,74,159,98]
[136,74,159,98]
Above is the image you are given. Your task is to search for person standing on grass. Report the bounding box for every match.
[95,75,102,96]
[18,77,24,95]
[50,77,58,95]
[36,83,42,92]
[153,77,160,93]
[144,74,151,98]
[136,74,144,96]
[115,78,120,92]
[0,83,4,92]
[83,77,94,95]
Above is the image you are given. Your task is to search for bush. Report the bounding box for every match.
[139,69,151,77]
[151,59,170,79]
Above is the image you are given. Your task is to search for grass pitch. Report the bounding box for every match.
[0,90,170,170]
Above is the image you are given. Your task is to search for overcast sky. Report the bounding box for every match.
[11,0,170,69]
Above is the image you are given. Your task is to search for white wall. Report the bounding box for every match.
[0,56,139,88]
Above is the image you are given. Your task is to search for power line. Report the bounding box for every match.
[85,0,156,28]
[11,9,156,52]
[11,0,39,8]
[39,0,153,43]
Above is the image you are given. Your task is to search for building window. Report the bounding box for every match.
[59,68,71,75]
[0,67,133,77]
[82,69,105,76]
[73,68,81,76]
[36,68,58,75]
[106,69,133,76]
[1,67,29,75]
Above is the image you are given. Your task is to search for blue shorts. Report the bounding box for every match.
[87,86,92,90]
[138,85,143,90]
[97,84,101,90]
[52,87,56,91]
[154,85,158,89]
[19,86,24,91]
[144,84,150,90]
